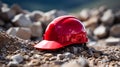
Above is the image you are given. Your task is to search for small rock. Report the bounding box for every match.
[101,58,110,63]
[88,41,97,46]
[6,27,31,40]
[79,9,90,21]
[23,55,29,60]
[43,57,50,61]
[86,29,96,41]
[54,60,64,65]
[84,16,99,31]
[61,57,89,67]
[33,54,41,59]
[94,52,101,58]
[73,47,78,54]
[93,25,108,38]
[0,3,11,21]
[7,9,16,19]
[11,54,23,63]
[41,10,67,26]
[90,8,100,17]
[77,57,89,67]
[30,10,44,22]
[98,6,107,13]
[7,61,19,67]
[61,60,80,67]
[64,52,73,59]
[100,9,114,26]
[105,37,120,46]
[27,59,40,66]
[49,57,57,61]
[115,11,120,24]
[1,3,10,13]
[12,13,32,27]
[44,53,53,58]
[11,4,23,14]
[57,54,65,60]
[110,24,120,37]
[30,21,43,37]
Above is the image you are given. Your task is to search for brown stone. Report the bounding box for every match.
[79,9,90,21]
[6,27,31,40]
[30,21,43,37]
[110,24,120,37]
[28,11,44,22]
[84,16,99,31]
[44,53,53,58]
[100,9,114,26]
[11,4,23,14]
[93,25,108,38]
[105,37,120,46]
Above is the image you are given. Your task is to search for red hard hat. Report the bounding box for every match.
[34,15,88,50]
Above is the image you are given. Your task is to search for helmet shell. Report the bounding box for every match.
[34,15,88,50]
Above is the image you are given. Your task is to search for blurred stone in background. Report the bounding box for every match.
[6,27,31,40]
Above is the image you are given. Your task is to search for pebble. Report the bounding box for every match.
[79,9,90,21]
[73,47,78,54]
[98,6,107,13]
[61,57,89,67]
[6,27,32,40]
[84,16,99,31]
[115,11,120,23]
[23,55,29,60]
[100,9,114,26]
[11,4,23,14]
[93,25,108,38]
[11,54,23,63]
[0,4,11,21]
[64,52,73,59]
[12,13,32,27]
[7,9,16,19]
[77,57,89,67]
[61,60,80,67]
[33,54,41,59]
[44,53,53,58]
[41,10,67,27]
[49,57,57,61]
[30,21,43,37]
[29,10,44,22]
[105,37,120,46]
[88,41,97,46]
[27,59,40,66]
[57,54,65,60]
[1,3,10,13]
[90,8,100,17]
[110,24,120,37]
[7,61,19,67]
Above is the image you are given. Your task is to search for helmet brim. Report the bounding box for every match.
[34,40,64,50]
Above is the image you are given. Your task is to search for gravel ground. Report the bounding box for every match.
[0,32,120,67]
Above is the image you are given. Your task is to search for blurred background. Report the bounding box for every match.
[2,0,120,12]
[0,0,120,41]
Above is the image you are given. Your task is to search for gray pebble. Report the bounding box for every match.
[11,54,23,63]
[64,52,73,59]
[7,61,19,67]
[57,54,65,60]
